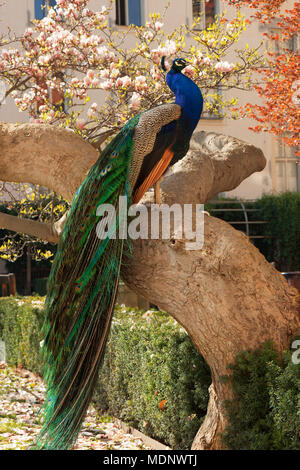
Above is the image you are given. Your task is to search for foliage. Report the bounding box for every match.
[226,0,292,22]
[252,192,300,271]
[227,0,300,151]
[0,298,211,449]
[1,297,299,450]
[94,305,211,450]
[268,354,300,449]
[0,190,66,262]
[0,297,45,374]
[0,1,262,132]
[222,341,300,450]
[205,192,300,271]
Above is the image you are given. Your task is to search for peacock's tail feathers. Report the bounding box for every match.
[34,115,140,450]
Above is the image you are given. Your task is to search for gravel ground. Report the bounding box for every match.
[0,362,149,450]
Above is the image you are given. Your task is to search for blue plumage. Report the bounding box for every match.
[166,66,203,130]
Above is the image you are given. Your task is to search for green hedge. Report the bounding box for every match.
[0,298,299,449]
[0,296,44,375]
[253,192,300,272]
[205,192,300,272]
[222,342,300,450]
[93,305,211,449]
[0,298,211,449]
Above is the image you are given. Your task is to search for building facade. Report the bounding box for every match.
[0,0,299,199]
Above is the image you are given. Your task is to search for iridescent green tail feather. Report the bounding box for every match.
[33,116,139,450]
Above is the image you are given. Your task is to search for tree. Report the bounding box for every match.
[0,0,299,449]
[227,0,300,151]
[0,120,299,449]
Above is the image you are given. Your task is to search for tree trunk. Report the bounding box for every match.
[121,213,299,449]
[0,122,299,449]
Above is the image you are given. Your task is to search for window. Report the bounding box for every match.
[270,28,298,56]
[275,141,299,193]
[269,31,300,192]
[193,0,216,30]
[35,0,56,20]
[116,0,142,27]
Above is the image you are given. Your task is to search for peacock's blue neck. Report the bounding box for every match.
[166,69,203,131]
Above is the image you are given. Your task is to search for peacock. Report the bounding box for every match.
[34,57,203,450]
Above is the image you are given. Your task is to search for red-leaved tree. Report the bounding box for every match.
[227,0,300,153]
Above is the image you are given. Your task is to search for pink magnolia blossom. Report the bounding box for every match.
[134,75,147,92]
[87,108,95,119]
[143,31,154,41]
[38,105,48,113]
[71,77,80,86]
[154,21,163,31]
[77,119,86,130]
[151,40,177,63]
[150,66,162,81]
[96,13,105,22]
[215,61,235,73]
[87,70,94,79]
[84,76,91,87]
[100,79,113,90]
[129,92,141,110]
[203,57,212,66]
[96,46,109,60]
[110,66,120,79]
[116,76,131,88]
[100,69,110,79]
[91,78,100,87]
[182,65,195,79]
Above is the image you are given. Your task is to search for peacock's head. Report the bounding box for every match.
[161,56,187,73]
[171,58,187,73]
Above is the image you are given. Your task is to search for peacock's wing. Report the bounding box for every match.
[132,120,178,201]
[34,104,181,450]
[132,106,193,203]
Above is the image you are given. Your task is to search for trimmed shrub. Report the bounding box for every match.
[94,305,211,449]
[253,192,300,272]
[1,298,299,450]
[267,354,300,449]
[0,296,45,374]
[0,298,211,449]
[222,342,300,450]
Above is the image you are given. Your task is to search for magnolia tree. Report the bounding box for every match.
[0,1,263,133]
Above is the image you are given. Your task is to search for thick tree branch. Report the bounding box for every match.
[143,130,266,205]
[0,122,266,207]
[121,212,299,449]
[0,122,99,201]
[0,211,61,244]
[0,122,266,244]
